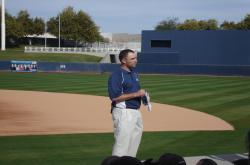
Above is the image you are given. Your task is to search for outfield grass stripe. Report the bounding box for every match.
[170,95,250,120]
[203,95,250,110]
[216,104,250,121]
[142,77,218,86]
[174,91,250,113]
[0,86,107,95]
[141,75,250,84]
[152,92,250,113]
[167,91,250,107]
[148,85,250,103]
[19,78,107,84]
[152,77,247,87]
[207,98,250,124]
[231,115,250,128]
[153,82,250,100]
[0,84,107,94]
[143,78,247,93]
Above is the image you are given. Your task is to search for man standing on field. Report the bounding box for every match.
[108,49,145,157]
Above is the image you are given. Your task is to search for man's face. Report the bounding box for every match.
[123,52,137,68]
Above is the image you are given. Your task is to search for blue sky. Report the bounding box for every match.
[2,0,250,34]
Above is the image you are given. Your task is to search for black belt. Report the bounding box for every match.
[111,106,139,113]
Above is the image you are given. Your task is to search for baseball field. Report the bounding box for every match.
[0,71,249,165]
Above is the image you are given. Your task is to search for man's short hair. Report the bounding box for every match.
[119,49,135,63]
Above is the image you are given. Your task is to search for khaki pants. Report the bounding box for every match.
[112,108,143,157]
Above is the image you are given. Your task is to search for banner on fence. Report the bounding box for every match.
[11,60,37,72]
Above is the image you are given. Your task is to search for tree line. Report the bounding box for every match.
[155,14,250,30]
[0,6,104,46]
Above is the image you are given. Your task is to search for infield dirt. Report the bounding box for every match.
[0,89,234,136]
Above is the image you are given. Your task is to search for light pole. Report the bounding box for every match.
[44,21,47,48]
[58,14,61,48]
[1,0,6,51]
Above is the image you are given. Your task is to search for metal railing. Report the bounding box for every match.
[24,46,126,53]
[24,46,141,57]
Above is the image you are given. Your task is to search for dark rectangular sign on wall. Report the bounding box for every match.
[151,40,171,48]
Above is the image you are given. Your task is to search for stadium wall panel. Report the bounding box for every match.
[140,30,250,65]
[1,61,250,76]
[0,61,10,70]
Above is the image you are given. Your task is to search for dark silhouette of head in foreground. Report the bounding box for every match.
[101,156,142,165]
[196,158,217,165]
[100,156,120,165]
[158,153,186,165]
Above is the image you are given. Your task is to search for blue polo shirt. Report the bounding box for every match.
[108,67,141,110]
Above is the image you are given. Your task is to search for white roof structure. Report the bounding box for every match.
[100,32,113,42]
[27,32,57,39]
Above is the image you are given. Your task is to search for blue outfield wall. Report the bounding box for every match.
[136,64,250,76]
[139,30,250,66]
[1,61,250,76]
[135,30,250,75]
[38,62,101,72]
[0,61,119,73]
[0,61,10,70]
[38,62,122,73]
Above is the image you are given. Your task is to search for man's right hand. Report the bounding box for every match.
[136,89,146,97]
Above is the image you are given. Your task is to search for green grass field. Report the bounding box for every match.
[0,72,249,165]
[0,49,102,63]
